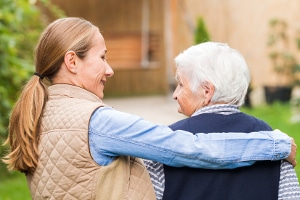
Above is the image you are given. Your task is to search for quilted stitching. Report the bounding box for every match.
[27,85,156,200]
[128,158,156,200]
[28,96,101,199]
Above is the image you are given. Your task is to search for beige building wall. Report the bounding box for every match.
[173,0,300,88]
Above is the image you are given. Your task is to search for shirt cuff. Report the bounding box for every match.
[270,129,291,160]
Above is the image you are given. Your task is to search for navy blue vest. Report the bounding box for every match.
[163,112,281,200]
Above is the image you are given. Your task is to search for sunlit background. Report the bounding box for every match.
[1,0,300,199]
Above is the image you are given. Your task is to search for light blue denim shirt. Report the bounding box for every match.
[89,106,290,169]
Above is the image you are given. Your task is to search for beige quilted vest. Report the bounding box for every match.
[26,84,156,200]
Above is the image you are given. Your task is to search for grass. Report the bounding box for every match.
[0,164,31,200]
[241,102,300,177]
[0,102,299,199]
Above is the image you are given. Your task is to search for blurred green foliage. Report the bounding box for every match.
[194,17,210,44]
[0,0,64,158]
[267,19,300,86]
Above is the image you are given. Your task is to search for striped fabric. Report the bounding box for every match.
[143,160,165,200]
[278,160,300,199]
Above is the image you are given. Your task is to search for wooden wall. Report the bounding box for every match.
[174,0,300,89]
[49,0,168,96]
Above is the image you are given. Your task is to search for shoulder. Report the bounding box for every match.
[240,112,272,130]
[168,117,190,130]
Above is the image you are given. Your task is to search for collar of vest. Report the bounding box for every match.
[48,84,103,103]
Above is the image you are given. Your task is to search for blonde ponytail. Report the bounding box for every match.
[3,75,47,174]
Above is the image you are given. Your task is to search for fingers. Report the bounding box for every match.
[286,138,297,167]
[293,141,297,167]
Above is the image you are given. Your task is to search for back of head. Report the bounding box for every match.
[174,42,251,106]
[2,17,99,174]
[36,17,98,80]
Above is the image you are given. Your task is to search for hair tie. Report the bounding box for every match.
[34,72,44,79]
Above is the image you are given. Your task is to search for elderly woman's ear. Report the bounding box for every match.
[201,81,215,106]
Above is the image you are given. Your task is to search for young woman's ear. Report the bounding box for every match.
[64,51,77,74]
[202,81,215,105]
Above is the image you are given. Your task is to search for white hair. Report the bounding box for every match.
[174,42,251,106]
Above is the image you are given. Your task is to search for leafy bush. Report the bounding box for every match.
[0,0,64,158]
[267,19,300,86]
[194,17,210,44]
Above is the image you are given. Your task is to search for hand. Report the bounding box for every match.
[286,138,297,167]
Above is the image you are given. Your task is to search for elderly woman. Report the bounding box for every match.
[147,42,299,200]
[2,18,296,199]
